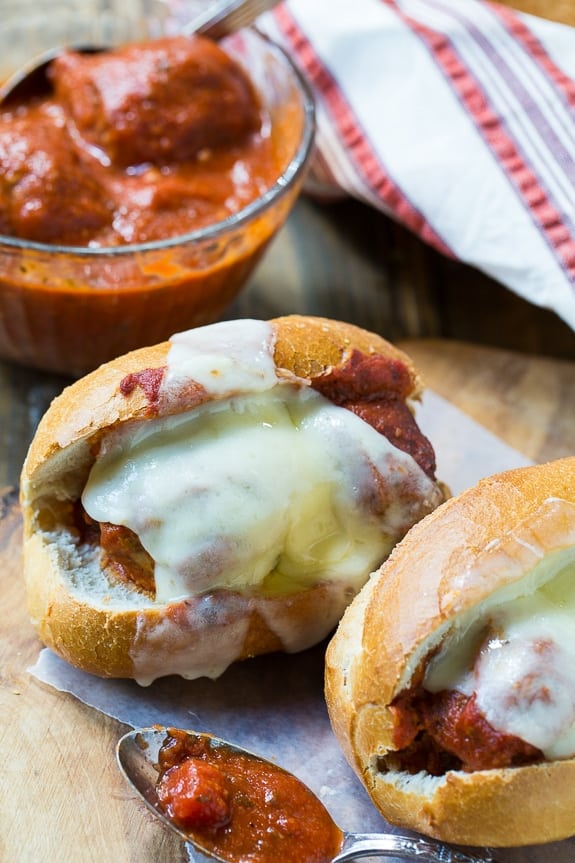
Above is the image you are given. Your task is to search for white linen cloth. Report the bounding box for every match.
[255,0,575,332]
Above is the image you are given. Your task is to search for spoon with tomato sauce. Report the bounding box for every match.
[117,726,498,863]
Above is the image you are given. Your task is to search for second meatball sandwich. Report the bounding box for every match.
[325,457,575,847]
[21,315,444,683]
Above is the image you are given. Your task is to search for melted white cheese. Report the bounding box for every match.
[424,546,575,760]
[165,319,279,396]
[130,583,354,684]
[80,319,442,683]
[83,384,434,602]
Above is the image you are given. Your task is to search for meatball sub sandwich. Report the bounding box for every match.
[326,457,575,846]
[21,315,445,684]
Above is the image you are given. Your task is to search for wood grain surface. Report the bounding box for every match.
[501,0,575,26]
[398,339,575,464]
[0,194,574,861]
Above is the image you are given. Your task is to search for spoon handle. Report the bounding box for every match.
[333,833,497,863]
[183,0,281,39]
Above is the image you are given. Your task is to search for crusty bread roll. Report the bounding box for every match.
[325,457,575,847]
[21,315,445,684]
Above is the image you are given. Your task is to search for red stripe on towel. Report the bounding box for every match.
[273,2,455,256]
[490,1,575,110]
[389,0,575,281]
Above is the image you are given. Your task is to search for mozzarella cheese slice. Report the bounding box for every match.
[82,319,440,604]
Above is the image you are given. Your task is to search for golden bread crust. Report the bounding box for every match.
[22,315,422,489]
[20,315,437,682]
[22,341,170,485]
[369,758,575,846]
[24,529,350,681]
[325,456,575,846]
[271,314,422,386]
[24,532,139,678]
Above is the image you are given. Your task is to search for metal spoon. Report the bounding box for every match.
[0,0,280,107]
[117,726,499,863]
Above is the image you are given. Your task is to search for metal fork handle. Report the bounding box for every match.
[333,833,498,863]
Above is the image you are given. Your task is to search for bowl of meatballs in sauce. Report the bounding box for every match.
[0,2,315,375]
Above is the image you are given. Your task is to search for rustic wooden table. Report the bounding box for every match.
[1,197,574,861]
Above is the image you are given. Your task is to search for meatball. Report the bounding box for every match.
[0,103,111,244]
[49,35,262,167]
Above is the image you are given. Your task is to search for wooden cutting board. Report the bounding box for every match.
[1,339,574,862]
[499,0,575,27]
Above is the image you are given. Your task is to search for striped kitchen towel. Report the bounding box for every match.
[258,0,575,332]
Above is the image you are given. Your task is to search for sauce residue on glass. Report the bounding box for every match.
[155,728,343,863]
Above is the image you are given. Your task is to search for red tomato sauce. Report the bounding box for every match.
[312,348,437,478]
[390,687,543,774]
[155,728,343,863]
[0,34,303,374]
[0,36,277,246]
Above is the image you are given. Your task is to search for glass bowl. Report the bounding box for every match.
[0,1,315,375]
